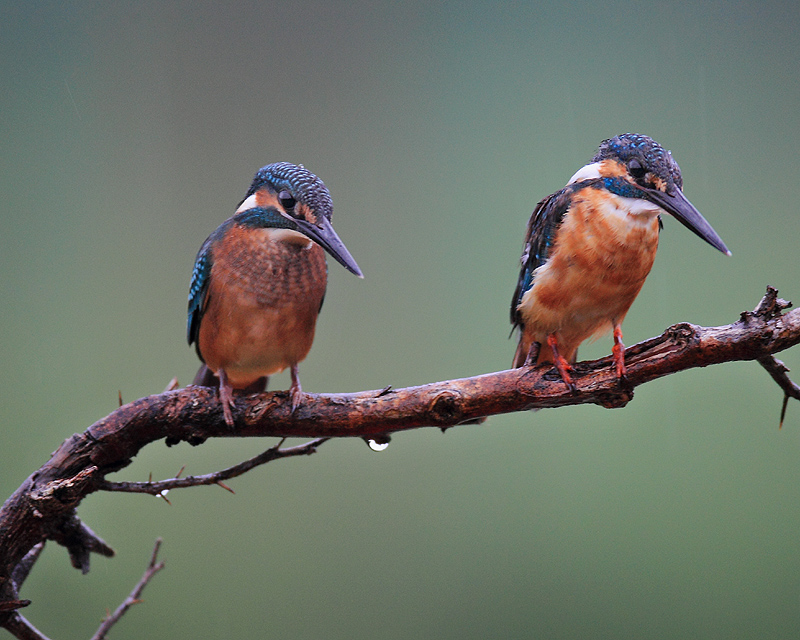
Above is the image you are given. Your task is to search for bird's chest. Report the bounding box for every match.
[523,191,661,324]
[212,227,328,309]
[555,192,661,282]
[198,227,328,380]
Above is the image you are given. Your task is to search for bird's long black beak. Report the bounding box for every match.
[295,217,364,277]
[646,187,731,255]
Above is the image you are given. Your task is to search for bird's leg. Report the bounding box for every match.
[217,368,236,427]
[523,341,541,367]
[547,333,577,393]
[193,363,218,388]
[612,325,627,380]
[289,364,304,413]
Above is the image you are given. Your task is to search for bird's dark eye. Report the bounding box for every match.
[278,190,297,211]
[628,159,647,180]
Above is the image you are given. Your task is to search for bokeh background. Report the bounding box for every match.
[3,1,800,638]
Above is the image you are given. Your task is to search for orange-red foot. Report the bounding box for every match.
[217,369,236,427]
[612,325,627,381]
[289,364,304,413]
[547,334,577,394]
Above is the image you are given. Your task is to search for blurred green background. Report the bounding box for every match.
[3,1,800,638]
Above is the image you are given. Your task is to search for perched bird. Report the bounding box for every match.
[511,133,730,390]
[188,162,362,425]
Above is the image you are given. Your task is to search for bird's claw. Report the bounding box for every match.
[289,364,303,413]
[289,387,304,413]
[547,334,577,394]
[219,387,236,427]
[217,369,236,427]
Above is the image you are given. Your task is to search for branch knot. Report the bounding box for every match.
[30,467,99,508]
[665,322,697,345]
[429,389,465,424]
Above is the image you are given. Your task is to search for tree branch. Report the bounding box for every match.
[1,286,799,637]
[1,614,51,640]
[90,539,165,640]
[99,437,328,498]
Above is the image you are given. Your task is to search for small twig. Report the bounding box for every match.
[757,355,800,427]
[90,539,165,640]
[10,543,45,595]
[99,438,328,496]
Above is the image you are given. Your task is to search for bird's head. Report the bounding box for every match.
[569,133,730,255]
[236,162,363,277]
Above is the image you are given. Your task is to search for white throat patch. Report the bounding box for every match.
[236,193,259,213]
[567,162,602,185]
[605,193,663,221]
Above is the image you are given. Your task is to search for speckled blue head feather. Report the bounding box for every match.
[593,133,683,192]
[245,162,334,221]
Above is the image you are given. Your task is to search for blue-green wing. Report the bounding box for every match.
[510,187,573,327]
[187,238,213,346]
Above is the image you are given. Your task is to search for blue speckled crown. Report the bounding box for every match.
[593,133,683,190]
[247,162,334,220]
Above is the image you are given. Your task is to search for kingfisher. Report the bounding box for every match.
[188,162,363,425]
[511,133,730,390]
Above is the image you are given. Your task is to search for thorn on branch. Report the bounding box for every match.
[216,481,235,494]
[757,355,800,428]
[781,396,790,429]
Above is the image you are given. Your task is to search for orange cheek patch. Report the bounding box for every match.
[598,159,627,178]
[297,203,317,225]
[255,189,280,209]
